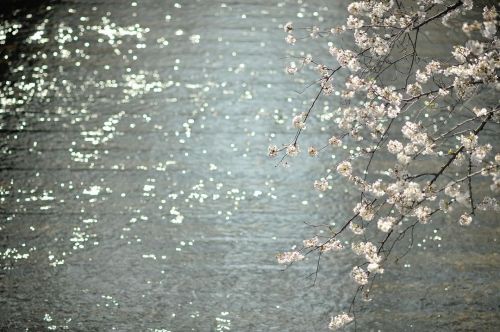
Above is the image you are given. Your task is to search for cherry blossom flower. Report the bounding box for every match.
[354,202,374,221]
[328,136,342,147]
[387,140,403,154]
[314,178,328,192]
[308,146,318,157]
[321,239,344,252]
[303,236,319,248]
[377,216,396,232]
[460,133,478,151]
[292,112,306,129]
[286,62,298,75]
[285,34,296,45]
[351,266,368,285]
[337,161,352,177]
[268,145,279,158]
[328,313,353,330]
[367,262,384,274]
[276,251,304,264]
[286,144,299,157]
[414,206,432,224]
[458,213,472,226]
[349,222,365,235]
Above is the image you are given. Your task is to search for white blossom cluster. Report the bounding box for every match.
[328,312,353,330]
[303,236,345,252]
[276,251,304,264]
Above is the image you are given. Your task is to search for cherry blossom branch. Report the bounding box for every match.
[429,112,493,187]
[276,2,499,330]
[467,156,475,215]
[432,108,499,142]
[412,1,464,30]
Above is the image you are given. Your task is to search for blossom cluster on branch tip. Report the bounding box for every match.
[276,251,304,264]
[328,312,354,330]
[292,112,306,129]
[313,178,328,191]
[271,0,499,329]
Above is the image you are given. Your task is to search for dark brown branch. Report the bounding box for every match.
[412,1,463,31]
[467,155,475,215]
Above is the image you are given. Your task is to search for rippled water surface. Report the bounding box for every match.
[1,1,498,331]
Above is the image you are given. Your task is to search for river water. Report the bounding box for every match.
[0,1,498,331]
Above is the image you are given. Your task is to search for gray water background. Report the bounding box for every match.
[0,1,498,331]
